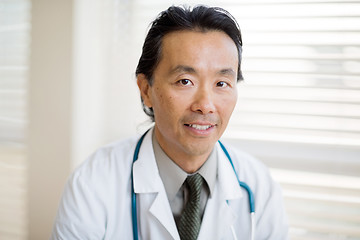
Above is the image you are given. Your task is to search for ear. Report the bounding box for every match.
[137,74,152,108]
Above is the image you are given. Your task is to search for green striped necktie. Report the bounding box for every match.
[178,173,204,240]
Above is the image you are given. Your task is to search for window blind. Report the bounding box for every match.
[0,0,30,239]
[131,0,360,239]
[224,1,360,148]
[223,1,360,239]
[0,0,29,147]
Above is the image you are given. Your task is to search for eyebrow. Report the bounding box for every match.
[218,68,236,77]
[170,65,196,75]
[170,65,236,77]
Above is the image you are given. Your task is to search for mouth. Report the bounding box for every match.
[184,124,215,131]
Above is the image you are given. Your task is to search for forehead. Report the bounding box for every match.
[158,30,238,72]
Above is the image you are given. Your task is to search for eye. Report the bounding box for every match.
[178,79,192,86]
[216,81,229,88]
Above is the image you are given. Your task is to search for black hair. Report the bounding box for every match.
[136,5,243,120]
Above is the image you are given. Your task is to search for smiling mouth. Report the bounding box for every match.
[185,124,214,130]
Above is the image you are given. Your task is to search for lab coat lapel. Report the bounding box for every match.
[198,142,243,239]
[132,129,180,240]
[148,189,179,240]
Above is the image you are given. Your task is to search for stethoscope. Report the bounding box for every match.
[131,130,256,240]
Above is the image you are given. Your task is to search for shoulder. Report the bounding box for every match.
[217,140,289,238]
[218,140,270,179]
[52,135,144,239]
[70,135,141,185]
[217,140,279,201]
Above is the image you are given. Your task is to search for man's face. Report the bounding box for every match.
[138,30,238,165]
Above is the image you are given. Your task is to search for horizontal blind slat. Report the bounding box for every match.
[271,169,360,239]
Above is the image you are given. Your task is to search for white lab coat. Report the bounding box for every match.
[51,128,288,239]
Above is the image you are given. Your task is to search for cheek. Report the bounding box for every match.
[221,93,238,119]
[164,95,181,114]
[229,95,238,111]
[152,90,179,116]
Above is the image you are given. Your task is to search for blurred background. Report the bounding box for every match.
[1,0,360,239]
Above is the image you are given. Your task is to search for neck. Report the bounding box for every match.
[173,153,210,174]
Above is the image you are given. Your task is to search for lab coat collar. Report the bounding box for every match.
[197,142,243,239]
[133,128,180,239]
[133,133,242,198]
[133,128,163,193]
[216,141,243,200]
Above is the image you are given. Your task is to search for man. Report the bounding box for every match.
[51,5,288,240]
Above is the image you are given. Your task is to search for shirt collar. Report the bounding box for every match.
[152,131,217,202]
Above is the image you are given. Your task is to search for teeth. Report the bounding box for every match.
[188,124,212,130]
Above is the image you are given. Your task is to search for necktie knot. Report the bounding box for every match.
[186,173,204,201]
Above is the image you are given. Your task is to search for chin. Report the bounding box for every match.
[183,139,217,157]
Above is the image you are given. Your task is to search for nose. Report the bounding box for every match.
[190,87,216,114]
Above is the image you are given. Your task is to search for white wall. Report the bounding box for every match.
[28,0,145,239]
[72,0,147,168]
[28,0,73,239]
